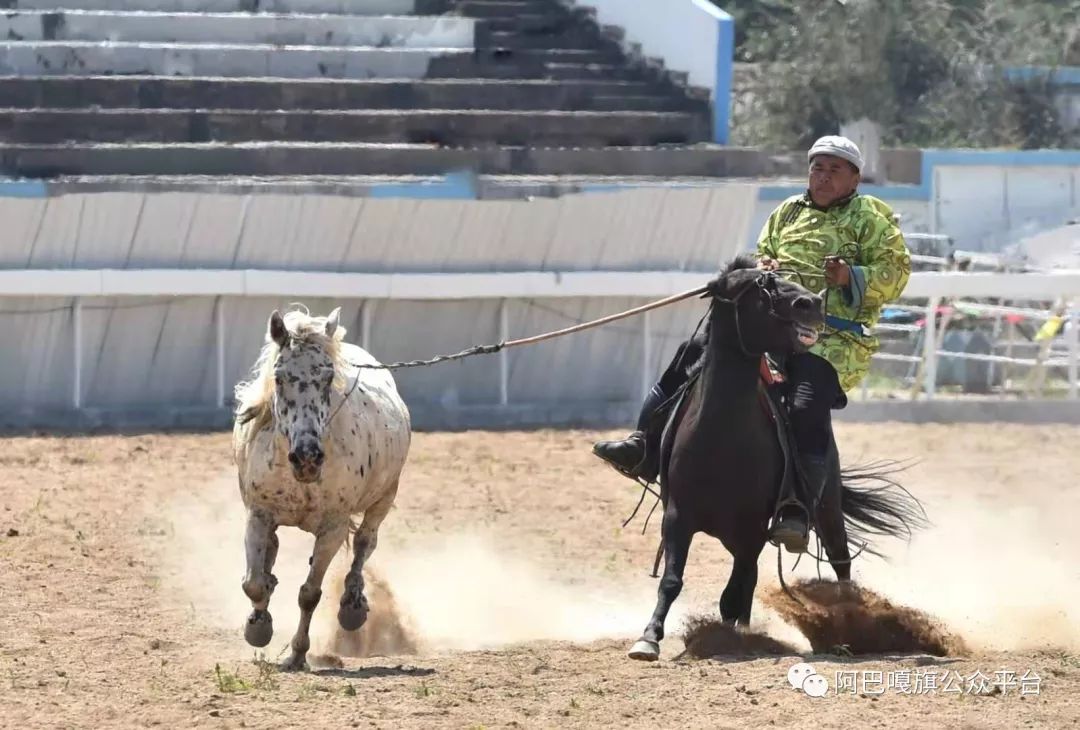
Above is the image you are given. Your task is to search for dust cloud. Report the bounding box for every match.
[370,532,656,651]
[157,476,657,659]
[767,492,1080,653]
[857,495,1080,652]
[157,468,1079,661]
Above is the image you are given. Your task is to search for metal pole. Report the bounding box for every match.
[987,308,1004,392]
[1003,320,1016,391]
[215,297,226,407]
[72,297,82,410]
[923,297,940,399]
[360,300,372,352]
[499,299,509,406]
[1069,305,1078,401]
[641,309,652,402]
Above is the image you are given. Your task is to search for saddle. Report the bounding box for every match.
[654,355,807,525]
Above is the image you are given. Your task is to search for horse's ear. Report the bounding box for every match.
[268,310,289,348]
[324,307,341,338]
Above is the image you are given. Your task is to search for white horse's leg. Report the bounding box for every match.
[241,510,278,648]
[281,523,348,672]
[339,482,398,631]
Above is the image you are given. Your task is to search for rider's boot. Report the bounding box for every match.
[768,454,825,554]
[592,383,669,483]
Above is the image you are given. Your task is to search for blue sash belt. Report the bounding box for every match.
[825,315,869,337]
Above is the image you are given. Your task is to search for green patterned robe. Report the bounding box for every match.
[756,192,912,392]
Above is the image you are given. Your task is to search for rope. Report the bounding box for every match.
[350,285,710,371]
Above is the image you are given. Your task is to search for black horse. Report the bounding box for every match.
[628,255,927,661]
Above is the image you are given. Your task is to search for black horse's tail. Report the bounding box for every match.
[839,459,928,557]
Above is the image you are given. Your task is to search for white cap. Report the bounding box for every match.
[808,135,864,173]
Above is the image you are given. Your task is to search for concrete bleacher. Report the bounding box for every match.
[0,0,723,180]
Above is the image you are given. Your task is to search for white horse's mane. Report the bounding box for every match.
[234,306,351,432]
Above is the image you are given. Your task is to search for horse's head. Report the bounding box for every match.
[706,254,824,356]
[267,307,343,483]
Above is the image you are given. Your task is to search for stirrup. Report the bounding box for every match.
[768,496,810,553]
[769,518,809,554]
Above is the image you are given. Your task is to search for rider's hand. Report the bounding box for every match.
[758,257,779,272]
[825,258,851,288]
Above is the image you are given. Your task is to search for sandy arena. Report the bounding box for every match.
[2,423,1079,729]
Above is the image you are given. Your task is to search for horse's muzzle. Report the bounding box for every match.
[288,443,324,482]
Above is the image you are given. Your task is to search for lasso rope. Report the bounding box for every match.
[350,285,710,371]
[327,284,708,426]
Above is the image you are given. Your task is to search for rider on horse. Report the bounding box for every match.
[593,135,912,554]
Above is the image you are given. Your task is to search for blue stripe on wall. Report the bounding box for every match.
[368,170,478,200]
[1004,66,1080,86]
[692,0,734,145]
[0,179,48,198]
[762,149,1080,203]
[2,152,1076,205]
[758,184,926,201]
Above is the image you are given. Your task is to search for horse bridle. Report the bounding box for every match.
[710,269,802,358]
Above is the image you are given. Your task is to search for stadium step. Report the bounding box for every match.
[475,29,618,52]
[449,0,561,19]
[0,142,768,178]
[0,40,470,78]
[0,10,475,48]
[0,0,424,14]
[0,0,716,177]
[36,173,793,197]
[0,108,710,146]
[0,76,707,113]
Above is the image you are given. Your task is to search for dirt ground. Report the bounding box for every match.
[2,423,1079,729]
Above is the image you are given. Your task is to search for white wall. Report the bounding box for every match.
[573,0,728,96]
[934,165,1080,252]
[0,183,760,418]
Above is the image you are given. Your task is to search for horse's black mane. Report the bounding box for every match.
[694,253,760,352]
[723,253,760,275]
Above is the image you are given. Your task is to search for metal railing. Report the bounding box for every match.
[2,267,1079,409]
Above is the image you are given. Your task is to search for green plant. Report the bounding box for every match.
[726,0,1079,149]
[214,664,250,694]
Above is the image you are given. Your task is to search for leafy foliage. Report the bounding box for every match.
[715,0,1080,148]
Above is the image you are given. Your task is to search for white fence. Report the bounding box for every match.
[874,299,1079,401]
[3,268,1079,413]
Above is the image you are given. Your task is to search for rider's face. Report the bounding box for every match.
[808,155,860,208]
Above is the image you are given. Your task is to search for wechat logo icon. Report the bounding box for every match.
[787,662,829,698]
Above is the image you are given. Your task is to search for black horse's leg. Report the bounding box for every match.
[629,506,693,662]
[815,448,852,582]
[718,563,740,624]
[737,550,762,625]
[719,552,760,626]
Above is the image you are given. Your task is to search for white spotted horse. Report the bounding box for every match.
[233,306,411,671]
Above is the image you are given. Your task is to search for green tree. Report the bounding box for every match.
[720,0,1079,148]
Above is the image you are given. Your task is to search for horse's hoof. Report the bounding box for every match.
[338,598,369,632]
[280,655,309,673]
[628,639,660,662]
[244,610,273,648]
